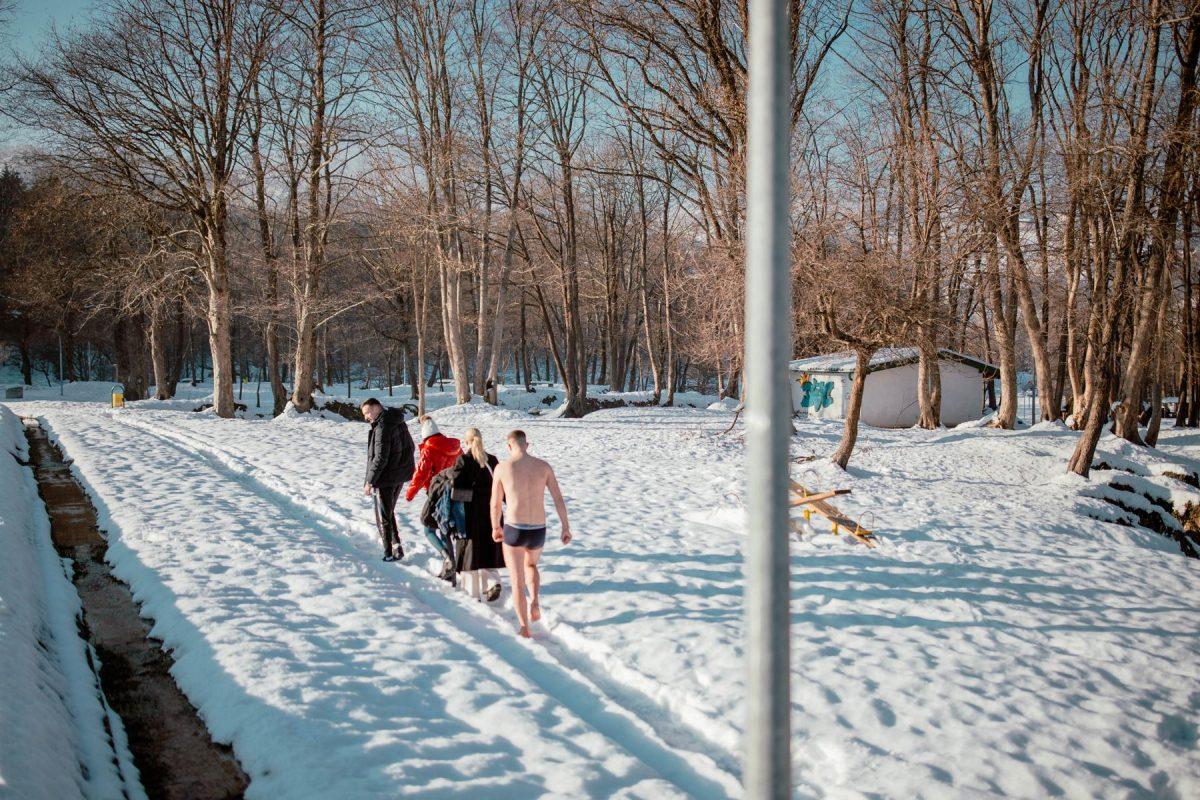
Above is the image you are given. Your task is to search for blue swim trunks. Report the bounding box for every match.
[503,523,547,550]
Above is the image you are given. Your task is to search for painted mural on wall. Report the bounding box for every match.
[796,373,836,411]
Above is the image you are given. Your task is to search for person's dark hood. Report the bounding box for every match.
[375,406,406,428]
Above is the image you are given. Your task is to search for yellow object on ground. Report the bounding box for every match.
[789,482,876,547]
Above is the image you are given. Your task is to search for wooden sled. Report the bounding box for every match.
[789,482,877,548]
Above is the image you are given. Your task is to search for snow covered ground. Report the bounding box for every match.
[0,405,135,800]
[4,382,1200,798]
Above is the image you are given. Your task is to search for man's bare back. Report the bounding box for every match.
[495,455,553,526]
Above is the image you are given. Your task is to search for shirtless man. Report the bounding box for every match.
[490,430,572,638]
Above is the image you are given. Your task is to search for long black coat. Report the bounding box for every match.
[451,453,505,572]
[365,407,416,488]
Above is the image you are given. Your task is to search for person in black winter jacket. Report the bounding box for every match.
[451,427,505,601]
[361,398,416,560]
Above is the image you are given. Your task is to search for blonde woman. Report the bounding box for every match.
[449,428,504,601]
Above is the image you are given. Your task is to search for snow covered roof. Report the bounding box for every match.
[788,347,998,378]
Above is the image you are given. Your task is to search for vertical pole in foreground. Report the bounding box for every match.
[744,0,793,797]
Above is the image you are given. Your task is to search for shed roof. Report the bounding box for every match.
[788,347,999,378]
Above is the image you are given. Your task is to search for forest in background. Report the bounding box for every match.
[0,0,1196,475]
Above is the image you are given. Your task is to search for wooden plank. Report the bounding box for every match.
[790,483,877,547]
[788,489,849,506]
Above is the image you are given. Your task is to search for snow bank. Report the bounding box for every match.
[424,399,530,426]
[954,411,996,429]
[0,405,130,799]
[274,400,348,424]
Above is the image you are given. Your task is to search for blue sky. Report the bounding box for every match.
[2,0,99,160]
[9,0,98,57]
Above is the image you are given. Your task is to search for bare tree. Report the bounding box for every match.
[1063,0,1174,473]
[246,78,290,414]
[483,0,538,397]
[523,7,592,415]
[1110,3,1200,443]
[583,0,851,384]
[22,0,278,417]
[370,0,486,405]
[936,0,1053,426]
[271,0,373,412]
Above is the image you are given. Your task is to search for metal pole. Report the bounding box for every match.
[745,0,793,796]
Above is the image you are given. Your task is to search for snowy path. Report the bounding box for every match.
[30,405,738,799]
[111,405,753,772]
[14,393,1200,799]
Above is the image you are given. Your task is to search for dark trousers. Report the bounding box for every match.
[373,484,404,556]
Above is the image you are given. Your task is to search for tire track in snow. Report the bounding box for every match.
[109,411,743,799]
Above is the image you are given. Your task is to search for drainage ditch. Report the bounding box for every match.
[22,419,250,800]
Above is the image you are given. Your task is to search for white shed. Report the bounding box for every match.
[788,347,999,428]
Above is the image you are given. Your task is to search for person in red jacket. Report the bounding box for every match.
[405,416,463,502]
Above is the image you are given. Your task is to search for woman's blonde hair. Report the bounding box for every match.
[464,427,488,467]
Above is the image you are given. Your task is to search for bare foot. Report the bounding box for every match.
[530,603,541,622]
[518,626,532,639]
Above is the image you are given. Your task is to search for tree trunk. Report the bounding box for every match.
[316,327,327,391]
[1009,250,1058,421]
[832,350,872,469]
[18,332,33,386]
[473,196,494,397]
[1146,287,1171,446]
[486,217,519,390]
[1146,376,1163,447]
[662,183,677,407]
[414,266,430,416]
[150,305,173,400]
[114,314,150,402]
[266,311,285,415]
[205,219,236,418]
[1180,183,1198,427]
[438,257,473,405]
[634,175,661,403]
[520,299,531,389]
[982,246,1018,427]
[534,285,569,398]
[1067,359,1112,476]
[1114,9,1199,443]
[640,278,662,404]
[63,323,77,382]
[168,302,187,391]
[408,339,418,400]
[292,312,319,412]
[916,335,941,428]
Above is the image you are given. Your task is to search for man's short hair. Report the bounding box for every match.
[507,429,527,446]
[360,397,383,409]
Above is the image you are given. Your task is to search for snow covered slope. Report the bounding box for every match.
[6,395,1200,799]
[0,406,131,800]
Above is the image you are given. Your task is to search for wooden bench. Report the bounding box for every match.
[789,482,877,547]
